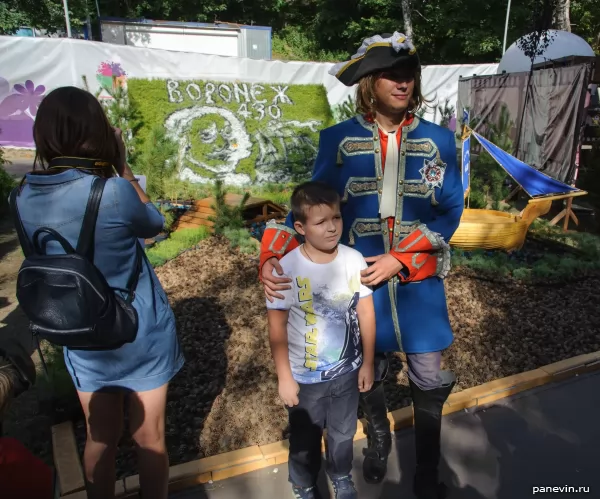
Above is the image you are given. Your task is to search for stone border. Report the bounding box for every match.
[52,421,86,496]
[56,351,600,498]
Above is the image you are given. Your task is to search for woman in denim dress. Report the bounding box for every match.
[13,87,184,499]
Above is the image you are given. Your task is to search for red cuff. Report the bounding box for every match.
[391,226,438,254]
[390,250,441,282]
[258,225,300,281]
[389,225,451,282]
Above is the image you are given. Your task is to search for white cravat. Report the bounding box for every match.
[379,128,399,219]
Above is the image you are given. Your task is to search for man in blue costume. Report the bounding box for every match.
[260,32,464,499]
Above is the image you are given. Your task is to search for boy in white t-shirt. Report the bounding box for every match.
[266,181,376,499]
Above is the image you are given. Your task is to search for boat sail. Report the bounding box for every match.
[450,130,587,251]
[468,130,585,200]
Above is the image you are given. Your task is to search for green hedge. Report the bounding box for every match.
[128,78,334,185]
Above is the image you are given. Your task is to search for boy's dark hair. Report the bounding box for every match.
[291,181,340,223]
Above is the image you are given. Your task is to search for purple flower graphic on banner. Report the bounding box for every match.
[0,80,45,118]
[0,77,9,101]
[0,78,46,147]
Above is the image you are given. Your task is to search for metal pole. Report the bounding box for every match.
[502,0,512,54]
[62,0,72,38]
[95,0,101,17]
[85,0,92,40]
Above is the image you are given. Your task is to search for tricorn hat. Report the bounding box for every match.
[329,31,420,87]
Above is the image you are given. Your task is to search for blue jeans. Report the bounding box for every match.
[287,369,360,488]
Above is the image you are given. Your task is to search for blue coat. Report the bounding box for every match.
[283,115,464,354]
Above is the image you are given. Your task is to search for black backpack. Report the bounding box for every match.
[9,177,142,350]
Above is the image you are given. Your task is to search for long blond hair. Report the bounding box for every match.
[355,70,430,116]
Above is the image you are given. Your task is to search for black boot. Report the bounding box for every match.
[359,382,392,484]
[409,371,456,499]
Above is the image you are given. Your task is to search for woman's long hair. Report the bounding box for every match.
[32,86,120,178]
[355,70,431,117]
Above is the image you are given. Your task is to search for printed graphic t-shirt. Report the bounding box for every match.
[266,244,373,384]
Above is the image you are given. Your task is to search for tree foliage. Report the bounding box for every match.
[0,0,88,35]
[1,0,598,62]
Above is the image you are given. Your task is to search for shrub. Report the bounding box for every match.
[210,180,249,236]
[35,344,74,402]
[332,95,357,124]
[131,125,179,200]
[223,228,260,255]
[160,206,176,233]
[450,228,600,283]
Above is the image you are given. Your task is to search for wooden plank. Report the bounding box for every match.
[212,460,270,481]
[175,220,214,230]
[246,214,276,224]
[51,421,86,496]
[179,212,214,222]
[196,445,264,474]
[540,351,600,377]
[265,202,288,212]
[260,440,289,461]
[195,193,267,210]
[195,206,216,216]
[527,190,588,204]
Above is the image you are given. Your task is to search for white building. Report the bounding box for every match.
[99,17,272,60]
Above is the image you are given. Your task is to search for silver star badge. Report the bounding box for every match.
[419,159,446,189]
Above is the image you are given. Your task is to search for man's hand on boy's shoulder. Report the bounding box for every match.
[358,361,374,393]
[262,257,292,302]
[278,376,300,407]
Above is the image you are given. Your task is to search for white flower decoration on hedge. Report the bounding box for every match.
[164,106,253,186]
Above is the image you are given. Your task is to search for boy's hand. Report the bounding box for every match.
[278,377,300,407]
[358,362,374,392]
[361,254,404,286]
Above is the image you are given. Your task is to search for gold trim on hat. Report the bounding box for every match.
[335,41,418,79]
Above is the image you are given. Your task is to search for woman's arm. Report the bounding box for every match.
[113,128,164,239]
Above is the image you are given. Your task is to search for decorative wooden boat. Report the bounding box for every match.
[450,129,587,252]
[449,201,552,252]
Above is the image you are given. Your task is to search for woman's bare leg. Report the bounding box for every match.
[129,383,170,499]
[77,390,124,499]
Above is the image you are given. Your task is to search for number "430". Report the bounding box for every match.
[237,103,282,121]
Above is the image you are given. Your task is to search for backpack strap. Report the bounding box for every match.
[124,242,144,304]
[32,228,77,255]
[9,187,34,258]
[76,177,107,262]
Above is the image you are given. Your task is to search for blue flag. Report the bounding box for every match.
[462,136,471,194]
[462,109,470,125]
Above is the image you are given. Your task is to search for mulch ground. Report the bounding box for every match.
[111,237,599,478]
[6,235,600,480]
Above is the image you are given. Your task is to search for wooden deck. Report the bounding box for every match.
[173,193,288,232]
